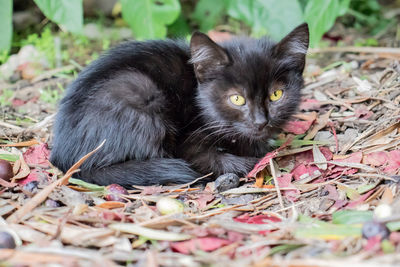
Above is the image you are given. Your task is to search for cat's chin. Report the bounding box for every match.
[241,129,276,141]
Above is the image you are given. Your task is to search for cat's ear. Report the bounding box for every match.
[274,23,309,71]
[190,32,230,82]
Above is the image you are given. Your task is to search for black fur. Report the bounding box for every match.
[50,23,309,187]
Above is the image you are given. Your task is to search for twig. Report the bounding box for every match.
[270,158,284,209]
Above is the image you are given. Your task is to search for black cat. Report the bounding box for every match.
[50,23,309,187]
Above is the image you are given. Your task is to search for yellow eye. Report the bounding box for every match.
[229,94,246,106]
[270,89,283,101]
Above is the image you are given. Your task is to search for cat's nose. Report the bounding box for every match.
[255,121,268,131]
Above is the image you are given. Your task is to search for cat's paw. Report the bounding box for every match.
[215,173,240,192]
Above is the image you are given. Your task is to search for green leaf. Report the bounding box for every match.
[227,0,303,40]
[33,0,83,34]
[167,13,191,38]
[295,215,362,240]
[0,0,12,53]
[193,0,229,32]
[382,239,395,254]
[121,0,181,40]
[387,221,400,232]
[268,244,304,256]
[68,178,105,191]
[304,0,350,47]
[0,154,19,162]
[332,210,373,225]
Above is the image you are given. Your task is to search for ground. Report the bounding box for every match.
[0,36,400,266]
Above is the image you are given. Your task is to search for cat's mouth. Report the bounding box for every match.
[240,126,276,140]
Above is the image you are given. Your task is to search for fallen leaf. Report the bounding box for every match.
[305,109,333,140]
[299,99,322,110]
[247,137,292,178]
[23,143,50,168]
[313,145,328,170]
[362,151,388,167]
[234,214,281,224]
[171,237,231,254]
[96,201,126,209]
[283,120,314,135]
[383,150,400,174]
[110,223,191,241]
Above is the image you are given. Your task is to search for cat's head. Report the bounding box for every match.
[190,23,309,141]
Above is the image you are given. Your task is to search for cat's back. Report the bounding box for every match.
[51,38,196,173]
[69,39,191,95]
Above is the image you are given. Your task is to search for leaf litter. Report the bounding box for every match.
[1,50,400,267]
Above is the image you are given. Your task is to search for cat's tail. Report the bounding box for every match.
[77,158,201,188]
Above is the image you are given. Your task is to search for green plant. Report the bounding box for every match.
[0,88,14,107]
[21,27,56,67]
[0,0,12,53]
[39,86,63,104]
[120,0,181,40]
[0,0,390,56]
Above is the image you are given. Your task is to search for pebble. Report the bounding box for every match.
[215,173,240,192]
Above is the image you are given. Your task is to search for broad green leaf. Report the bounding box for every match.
[0,0,12,52]
[332,210,373,225]
[227,0,303,40]
[304,0,350,47]
[34,0,83,34]
[167,13,191,38]
[0,154,18,162]
[193,0,229,32]
[295,215,362,240]
[121,0,181,40]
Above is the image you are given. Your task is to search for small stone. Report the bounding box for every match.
[374,204,392,219]
[156,197,184,215]
[45,199,61,208]
[362,221,390,240]
[215,173,240,192]
[23,181,39,193]
[0,231,16,249]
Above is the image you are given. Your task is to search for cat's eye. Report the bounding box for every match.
[269,89,283,102]
[229,94,246,106]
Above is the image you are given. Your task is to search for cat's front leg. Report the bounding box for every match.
[191,148,259,177]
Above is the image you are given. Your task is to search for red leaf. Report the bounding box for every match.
[291,164,321,181]
[383,150,400,175]
[17,169,51,186]
[363,152,388,167]
[346,190,375,208]
[334,152,363,164]
[227,231,244,242]
[234,214,281,224]
[12,99,26,107]
[299,99,321,110]
[277,173,293,187]
[364,236,381,252]
[283,120,314,134]
[189,193,214,209]
[247,138,293,178]
[323,184,339,201]
[320,147,333,161]
[171,237,231,254]
[23,143,50,168]
[355,106,373,120]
